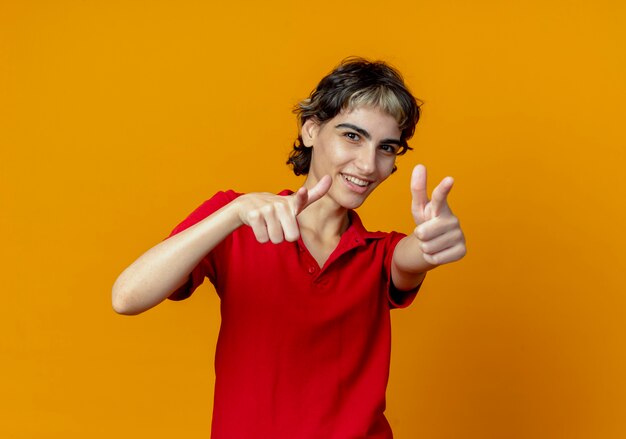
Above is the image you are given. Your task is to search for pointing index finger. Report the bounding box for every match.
[292,186,309,215]
[430,176,454,217]
[293,175,332,215]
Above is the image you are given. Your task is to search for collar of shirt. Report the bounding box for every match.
[278,189,387,266]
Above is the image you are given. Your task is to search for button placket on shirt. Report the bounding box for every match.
[297,240,320,280]
[307,263,327,289]
[296,228,369,289]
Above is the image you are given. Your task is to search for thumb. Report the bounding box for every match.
[293,175,332,215]
[410,164,429,213]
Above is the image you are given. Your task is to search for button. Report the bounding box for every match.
[307,266,316,274]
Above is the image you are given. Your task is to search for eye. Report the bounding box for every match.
[380,144,399,155]
[343,132,360,142]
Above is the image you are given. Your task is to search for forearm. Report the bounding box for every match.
[391,234,433,291]
[112,201,242,315]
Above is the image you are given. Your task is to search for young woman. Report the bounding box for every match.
[112,58,466,438]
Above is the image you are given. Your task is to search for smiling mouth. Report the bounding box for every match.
[341,173,371,188]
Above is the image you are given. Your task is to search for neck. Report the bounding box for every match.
[297,192,350,240]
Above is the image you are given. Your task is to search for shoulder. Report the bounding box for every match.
[188,189,243,215]
[168,190,243,236]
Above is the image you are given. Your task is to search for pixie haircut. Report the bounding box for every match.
[287,57,422,176]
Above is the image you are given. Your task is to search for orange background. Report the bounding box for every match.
[2,1,625,438]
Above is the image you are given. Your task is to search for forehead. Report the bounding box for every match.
[329,105,401,137]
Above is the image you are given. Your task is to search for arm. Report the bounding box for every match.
[112,200,241,315]
[391,165,466,291]
[112,177,332,315]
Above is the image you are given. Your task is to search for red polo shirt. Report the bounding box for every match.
[168,190,420,438]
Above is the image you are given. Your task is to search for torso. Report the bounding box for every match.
[169,190,417,439]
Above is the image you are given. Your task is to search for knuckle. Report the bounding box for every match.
[449,245,465,261]
[459,245,467,258]
[284,228,300,242]
[430,254,441,265]
[414,226,425,240]
[270,236,284,244]
[260,204,274,215]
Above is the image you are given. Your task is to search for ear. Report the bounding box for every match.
[301,118,320,148]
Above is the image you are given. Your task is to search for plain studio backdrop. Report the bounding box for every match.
[1,1,625,438]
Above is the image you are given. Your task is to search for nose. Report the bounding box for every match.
[355,146,376,175]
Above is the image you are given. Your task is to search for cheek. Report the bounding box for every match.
[315,144,351,167]
[379,157,397,178]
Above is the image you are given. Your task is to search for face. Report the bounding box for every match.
[302,105,402,210]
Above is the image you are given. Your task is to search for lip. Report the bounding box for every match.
[340,173,373,194]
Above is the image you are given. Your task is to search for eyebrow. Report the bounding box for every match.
[334,123,403,146]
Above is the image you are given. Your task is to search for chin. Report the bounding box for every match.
[337,191,373,210]
[341,201,365,210]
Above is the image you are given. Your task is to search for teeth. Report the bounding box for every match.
[343,174,369,187]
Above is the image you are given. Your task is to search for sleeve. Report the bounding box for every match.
[166,190,241,301]
[384,231,424,309]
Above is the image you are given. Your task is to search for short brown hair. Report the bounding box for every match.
[287,57,422,175]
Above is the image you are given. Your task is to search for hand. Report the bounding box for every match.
[236,176,332,244]
[411,164,466,266]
